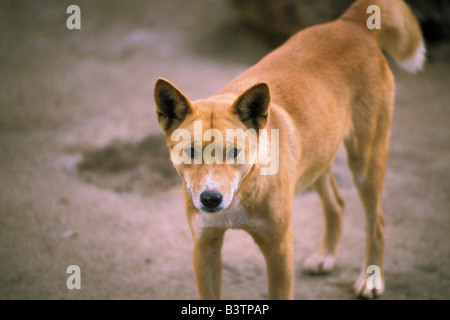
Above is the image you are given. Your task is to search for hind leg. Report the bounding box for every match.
[345,100,393,298]
[346,136,387,298]
[304,167,345,274]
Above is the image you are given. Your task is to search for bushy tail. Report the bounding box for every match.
[340,0,425,73]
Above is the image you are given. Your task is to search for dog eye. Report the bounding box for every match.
[184,147,196,159]
[227,147,240,159]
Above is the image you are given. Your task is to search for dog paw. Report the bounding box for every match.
[353,271,384,299]
[303,253,336,274]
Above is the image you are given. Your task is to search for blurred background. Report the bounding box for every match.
[0,0,448,299]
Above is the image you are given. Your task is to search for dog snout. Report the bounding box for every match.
[200,190,223,212]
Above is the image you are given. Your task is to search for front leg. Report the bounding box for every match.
[250,226,294,300]
[192,228,226,300]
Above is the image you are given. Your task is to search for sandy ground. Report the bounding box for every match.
[0,1,449,300]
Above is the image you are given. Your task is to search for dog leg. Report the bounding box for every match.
[349,155,386,299]
[345,115,391,298]
[250,226,294,300]
[348,157,386,298]
[192,228,226,300]
[304,168,345,274]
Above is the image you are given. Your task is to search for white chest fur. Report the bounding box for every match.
[196,202,263,231]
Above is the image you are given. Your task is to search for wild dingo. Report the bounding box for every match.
[154,0,425,299]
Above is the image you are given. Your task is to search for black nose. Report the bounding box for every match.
[200,190,223,211]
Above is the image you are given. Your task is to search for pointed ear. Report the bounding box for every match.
[154,78,194,132]
[231,82,270,130]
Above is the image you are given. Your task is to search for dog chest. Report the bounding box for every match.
[196,204,263,231]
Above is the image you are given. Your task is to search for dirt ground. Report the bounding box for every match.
[0,0,449,300]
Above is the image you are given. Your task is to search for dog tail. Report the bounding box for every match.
[340,0,425,73]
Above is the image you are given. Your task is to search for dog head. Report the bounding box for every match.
[154,78,271,213]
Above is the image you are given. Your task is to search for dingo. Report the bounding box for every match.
[154,0,425,299]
